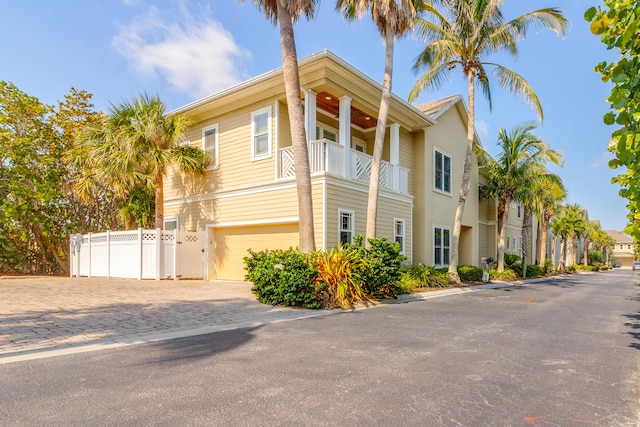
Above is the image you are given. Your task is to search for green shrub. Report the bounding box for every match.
[397,270,423,293]
[458,264,484,282]
[244,248,323,309]
[511,264,543,278]
[504,253,521,268]
[311,246,367,309]
[588,250,603,265]
[490,268,518,281]
[544,258,553,273]
[344,235,405,298]
[402,264,448,289]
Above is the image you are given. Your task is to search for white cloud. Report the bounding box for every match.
[112,6,251,98]
[475,119,489,138]
[591,150,614,168]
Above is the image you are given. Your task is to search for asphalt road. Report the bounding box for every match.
[1,270,639,426]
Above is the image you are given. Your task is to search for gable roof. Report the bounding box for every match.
[414,95,461,120]
[605,230,634,244]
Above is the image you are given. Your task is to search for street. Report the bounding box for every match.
[1,270,639,426]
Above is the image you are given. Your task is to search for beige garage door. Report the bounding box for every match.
[213,223,299,280]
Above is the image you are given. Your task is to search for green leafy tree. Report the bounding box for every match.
[586,2,640,242]
[0,82,105,274]
[535,176,566,269]
[243,0,318,252]
[337,0,423,247]
[478,123,563,272]
[409,0,568,283]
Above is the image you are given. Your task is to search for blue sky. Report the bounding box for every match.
[1,0,626,231]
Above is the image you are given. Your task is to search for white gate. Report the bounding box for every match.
[70,229,205,280]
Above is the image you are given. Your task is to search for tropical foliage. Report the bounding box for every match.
[409,0,568,283]
[551,203,588,266]
[478,123,563,272]
[586,2,640,241]
[77,94,209,230]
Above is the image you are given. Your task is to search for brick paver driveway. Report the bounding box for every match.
[0,277,331,362]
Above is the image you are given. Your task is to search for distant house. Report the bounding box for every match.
[162,50,482,280]
[606,230,636,268]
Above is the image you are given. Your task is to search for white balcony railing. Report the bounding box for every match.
[278,139,409,194]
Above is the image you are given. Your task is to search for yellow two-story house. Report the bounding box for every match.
[163,50,480,280]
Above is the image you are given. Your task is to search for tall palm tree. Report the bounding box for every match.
[409,0,568,283]
[79,94,209,229]
[551,203,587,267]
[478,123,563,272]
[536,178,566,269]
[244,0,318,252]
[337,0,423,246]
[519,171,563,276]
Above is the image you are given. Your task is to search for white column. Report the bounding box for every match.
[390,123,400,191]
[304,89,317,143]
[339,96,351,178]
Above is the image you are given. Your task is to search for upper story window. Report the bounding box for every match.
[251,107,272,160]
[628,244,632,250]
[339,209,354,245]
[433,225,451,266]
[202,124,218,169]
[434,149,451,193]
[316,124,337,143]
[394,219,405,254]
[517,205,522,219]
[620,244,624,249]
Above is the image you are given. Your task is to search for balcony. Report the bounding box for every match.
[278,139,409,194]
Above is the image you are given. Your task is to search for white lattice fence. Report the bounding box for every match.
[70,229,204,280]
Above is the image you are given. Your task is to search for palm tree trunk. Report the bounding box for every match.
[539,216,550,269]
[365,28,394,248]
[496,197,511,272]
[521,205,531,277]
[583,238,589,265]
[277,1,315,253]
[154,169,164,229]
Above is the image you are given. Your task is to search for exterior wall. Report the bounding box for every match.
[324,179,413,262]
[415,105,479,267]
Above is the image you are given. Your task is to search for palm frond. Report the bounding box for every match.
[489,63,543,122]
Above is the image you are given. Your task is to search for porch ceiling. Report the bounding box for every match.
[317,91,378,131]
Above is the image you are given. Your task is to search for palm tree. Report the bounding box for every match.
[535,177,566,269]
[519,171,564,277]
[243,0,318,252]
[478,123,563,272]
[409,0,568,283]
[337,0,423,246]
[79,94,209,229]
[551,203,587,267]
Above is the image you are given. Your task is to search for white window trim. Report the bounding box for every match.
[251,106,272,161]
[394,218,406,254]
[338,209,355,245]
[202,124,219,170]
[433,147,452,195]
[164,216,179,231]
[433,224,451,267]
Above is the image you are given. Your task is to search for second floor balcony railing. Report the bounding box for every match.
[278,139,409,194]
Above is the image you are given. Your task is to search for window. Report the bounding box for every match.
[628,244,632,250]
[433,226,451,266]
[620,244,624,249]
[202,124,218,169]
[434,149,451,193]
[339,210,354,245]
[394,219,405,254]
[316,125,337,142]
[251,107,272,160]
[517,205,522,219]
[164,217,178,231]
[506,236,511,251]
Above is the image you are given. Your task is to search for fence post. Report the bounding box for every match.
[174,230,179,281]
[69,237,74,278]
[138,228,143,280]
[155,228,161,281]
[106,230,111,279]
[88,233,93,278]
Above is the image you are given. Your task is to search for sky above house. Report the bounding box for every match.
[1,0,626,231]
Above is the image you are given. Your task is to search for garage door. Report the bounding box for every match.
[212,223,299,280]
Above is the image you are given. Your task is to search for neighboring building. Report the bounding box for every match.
[606,230,635,268]
[162,50,481,280]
